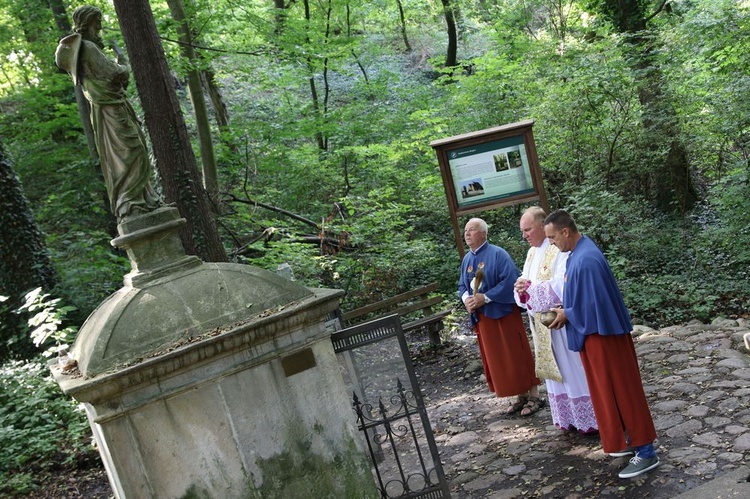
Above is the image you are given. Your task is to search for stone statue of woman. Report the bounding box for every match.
[55,5,162,222]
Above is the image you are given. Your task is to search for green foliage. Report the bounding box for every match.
[0,294,29,362]
[2,84,125,330]
[563,178,750,327]
[0,359,97,495]
[0,139,60,361]
[583,0,653,32]
[662,0,750,180]
[18,287,77,358]
[334,218,440,306]
[623,274,718,326]
[0,0,749,342]
[0,1,749,492]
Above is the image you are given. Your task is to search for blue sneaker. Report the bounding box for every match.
[618,454,660,478]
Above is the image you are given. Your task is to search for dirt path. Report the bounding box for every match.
[411,318,750,498]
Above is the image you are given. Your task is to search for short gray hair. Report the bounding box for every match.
[523,206,547,223]
[467,217,488,235]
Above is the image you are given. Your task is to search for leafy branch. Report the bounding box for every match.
[17,288,78,358]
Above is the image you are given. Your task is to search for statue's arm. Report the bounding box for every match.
[83,42,130,87]
[111,41,129,67]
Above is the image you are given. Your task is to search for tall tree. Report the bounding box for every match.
[273,0,290,35]
[586,0,699,212]
[0,140,59,360]
[440,0,458,68]
[396,0,412,52]
[202,65,232,133]
[111,0,227,261]
[302,0,331,151]
[165,0,220,205]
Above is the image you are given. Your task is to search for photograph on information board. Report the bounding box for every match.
[448,136,535,209]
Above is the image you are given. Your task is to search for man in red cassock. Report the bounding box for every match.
[458,217,542,416]
[545,209,660,479]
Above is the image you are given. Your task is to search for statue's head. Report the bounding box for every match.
[73,6,104,48]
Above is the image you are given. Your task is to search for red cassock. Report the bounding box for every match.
[475,308,540,397]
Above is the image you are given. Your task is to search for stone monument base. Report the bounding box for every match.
[52,206,377,498]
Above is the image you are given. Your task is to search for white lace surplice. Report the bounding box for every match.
[526,280,561,312]
[516,241,598,433]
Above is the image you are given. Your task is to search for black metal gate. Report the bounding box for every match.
[331,315,451,499]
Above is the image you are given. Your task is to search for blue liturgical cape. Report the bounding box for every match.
[563,236,632,352]
[458,242,520,326]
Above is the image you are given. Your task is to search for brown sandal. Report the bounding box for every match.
[520,396,545,416]
[506,396,527,415]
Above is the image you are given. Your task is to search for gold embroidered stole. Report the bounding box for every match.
[524,246,536,274]
[528,244,563,382]
[536,245,558,281]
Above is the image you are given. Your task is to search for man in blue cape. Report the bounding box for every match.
[544,210,659,479]
[458,218,542,416]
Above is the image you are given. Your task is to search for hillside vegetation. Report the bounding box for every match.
[0,0,749,493]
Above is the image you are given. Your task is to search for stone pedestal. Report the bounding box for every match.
[52,207,376,498]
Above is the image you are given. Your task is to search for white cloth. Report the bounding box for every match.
[515,239,598,433]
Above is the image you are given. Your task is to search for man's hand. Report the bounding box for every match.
[464,293,485,313]
[514,278,529,294]
[548,307,567,330]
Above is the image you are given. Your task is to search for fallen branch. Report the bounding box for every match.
[226,194,318,228]
[291,235,356,250]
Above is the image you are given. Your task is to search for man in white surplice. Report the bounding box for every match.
[513,207,598,431]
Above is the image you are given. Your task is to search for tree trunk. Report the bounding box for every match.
[598,0,699,212]
[0,141,59,360]
[201,68,231,130]
[396,0,412,52]
[48,0,99,163]
[303,0,329,151]
[201,67,238,155]
[111,0,227,262]
[273,0,289,35]
[346,4,370,86]
[440,0,458,68]
[634,49,698,212]
[165,0,220,206]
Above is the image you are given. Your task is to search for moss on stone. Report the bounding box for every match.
[245,436,378,499]
[179,484,212,499]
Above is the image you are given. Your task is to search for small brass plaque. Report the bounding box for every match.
[281,348,317,377]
